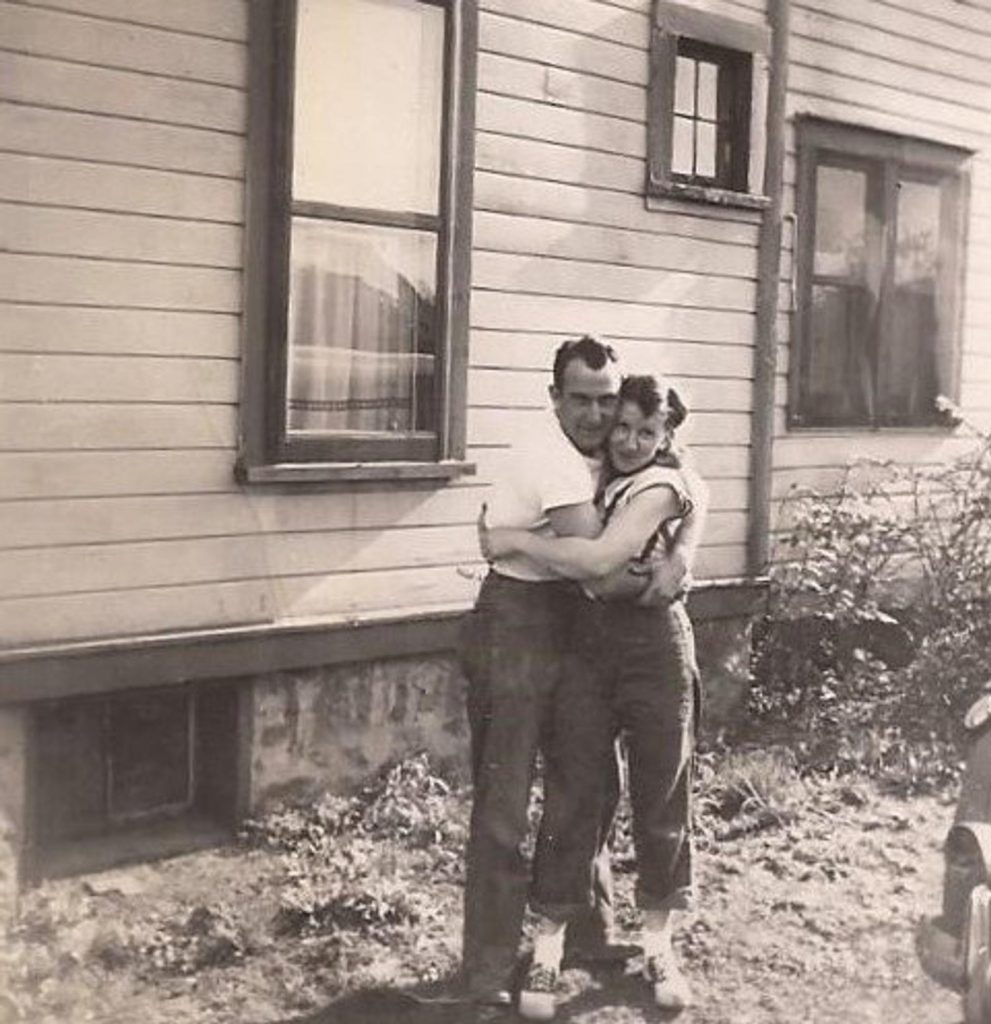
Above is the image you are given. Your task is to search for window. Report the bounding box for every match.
[30,685,242,875]
[791,119,970,429]
[648,2,769,206]
[240,0,478,482]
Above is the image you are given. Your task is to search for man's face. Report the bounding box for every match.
[551,358,621,456]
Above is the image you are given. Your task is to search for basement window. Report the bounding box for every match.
[29,683,243,878]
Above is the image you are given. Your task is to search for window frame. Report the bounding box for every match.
[647,0,770,210]
[238,0,478,484]
[789,117,971,432]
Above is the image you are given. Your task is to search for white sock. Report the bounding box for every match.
[532,916,567,972]
[641,909,673,959]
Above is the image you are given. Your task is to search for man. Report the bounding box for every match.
[459,336,704,1018]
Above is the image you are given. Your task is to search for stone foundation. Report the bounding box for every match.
[247,611,755,809]
[249,654,469,809]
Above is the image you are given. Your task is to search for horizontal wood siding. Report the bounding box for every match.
[0,0,484,652]
[772,0,991,553]
[1,0,766,659]
[470,0,766,588]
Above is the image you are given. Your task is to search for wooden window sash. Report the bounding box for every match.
[239,0,477,477]
[790,119,970,430]
[648,1,762,203]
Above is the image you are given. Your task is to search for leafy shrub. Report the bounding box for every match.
[750,410,991,791]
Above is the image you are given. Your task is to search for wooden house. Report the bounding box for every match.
[1,0,989,881]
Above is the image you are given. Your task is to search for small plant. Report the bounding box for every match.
[696,747,805,838]
[245,753,465,940]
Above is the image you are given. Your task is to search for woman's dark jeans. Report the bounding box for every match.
[459,571,613,998]
[581,598,700,912]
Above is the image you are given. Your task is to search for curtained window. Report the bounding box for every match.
[240,0,477,481]
[792,119,970,429]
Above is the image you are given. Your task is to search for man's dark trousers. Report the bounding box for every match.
[459,571,611,999]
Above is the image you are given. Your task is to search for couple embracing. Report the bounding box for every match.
[459,335,707,1020]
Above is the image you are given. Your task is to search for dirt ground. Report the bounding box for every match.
[0,780,965,1024]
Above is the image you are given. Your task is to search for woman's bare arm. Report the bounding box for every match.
[481,485,681,580]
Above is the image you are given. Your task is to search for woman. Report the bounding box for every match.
[481,375,702,1017]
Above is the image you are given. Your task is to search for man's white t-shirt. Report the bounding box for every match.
[486,410,600,582]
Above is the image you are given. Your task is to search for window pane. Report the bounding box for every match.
[696,121,717,178]
[697,61,719,121]
[814,165,868,278]
[807,283,874,425]
[293,0,445,214]
[674,56,696,116]
[672,116,694,175]
[108,693,192,820]
[896,180,941,286]
[287,218,437,436]
[880,179,947,423]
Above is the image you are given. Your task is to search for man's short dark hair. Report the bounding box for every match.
[618,374,688,429]
[552,335,617,391]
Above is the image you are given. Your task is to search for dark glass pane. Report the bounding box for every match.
[805,283,874,425]
[34,701,107,840]
[879,289,939,425]
[287,218,437,437]
[814,165,868,278]
[896,180,941,286]
[108,692,192,819]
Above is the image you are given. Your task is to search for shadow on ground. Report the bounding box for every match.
[281,961,686,1024]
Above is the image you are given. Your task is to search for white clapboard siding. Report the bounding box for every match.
[480,10,646,85]
[471,290,756,343]
[470,332,755,375]
[0,0,768,650]
[792,5,991,89]
[0,153,244,223]
[477,92,645,157]
[475,131,644,195]
[0,526,480,600]
[472,252,758,311]
[794,0,991,63]
[0,2,246,86]
[0,404,238,453]
[0,354,238,404]
[478,52,645,122]
[0,486,489,550]
[0,52,245,134]
[468,406,753,449]
[475,172,763,243]
[0,204,243,268]
[481,0,648,49]
[0,254,241,312]
[0,570,480,648]
[0,102,244,178]
[0,451,236,501]
[473,211,759,278]
[0,306,239,358]
[468,368,755,412]
[13,0,248,42]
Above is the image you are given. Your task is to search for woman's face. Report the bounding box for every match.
[608,400,668,474]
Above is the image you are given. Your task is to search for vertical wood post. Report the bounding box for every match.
[747,0,790,575]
